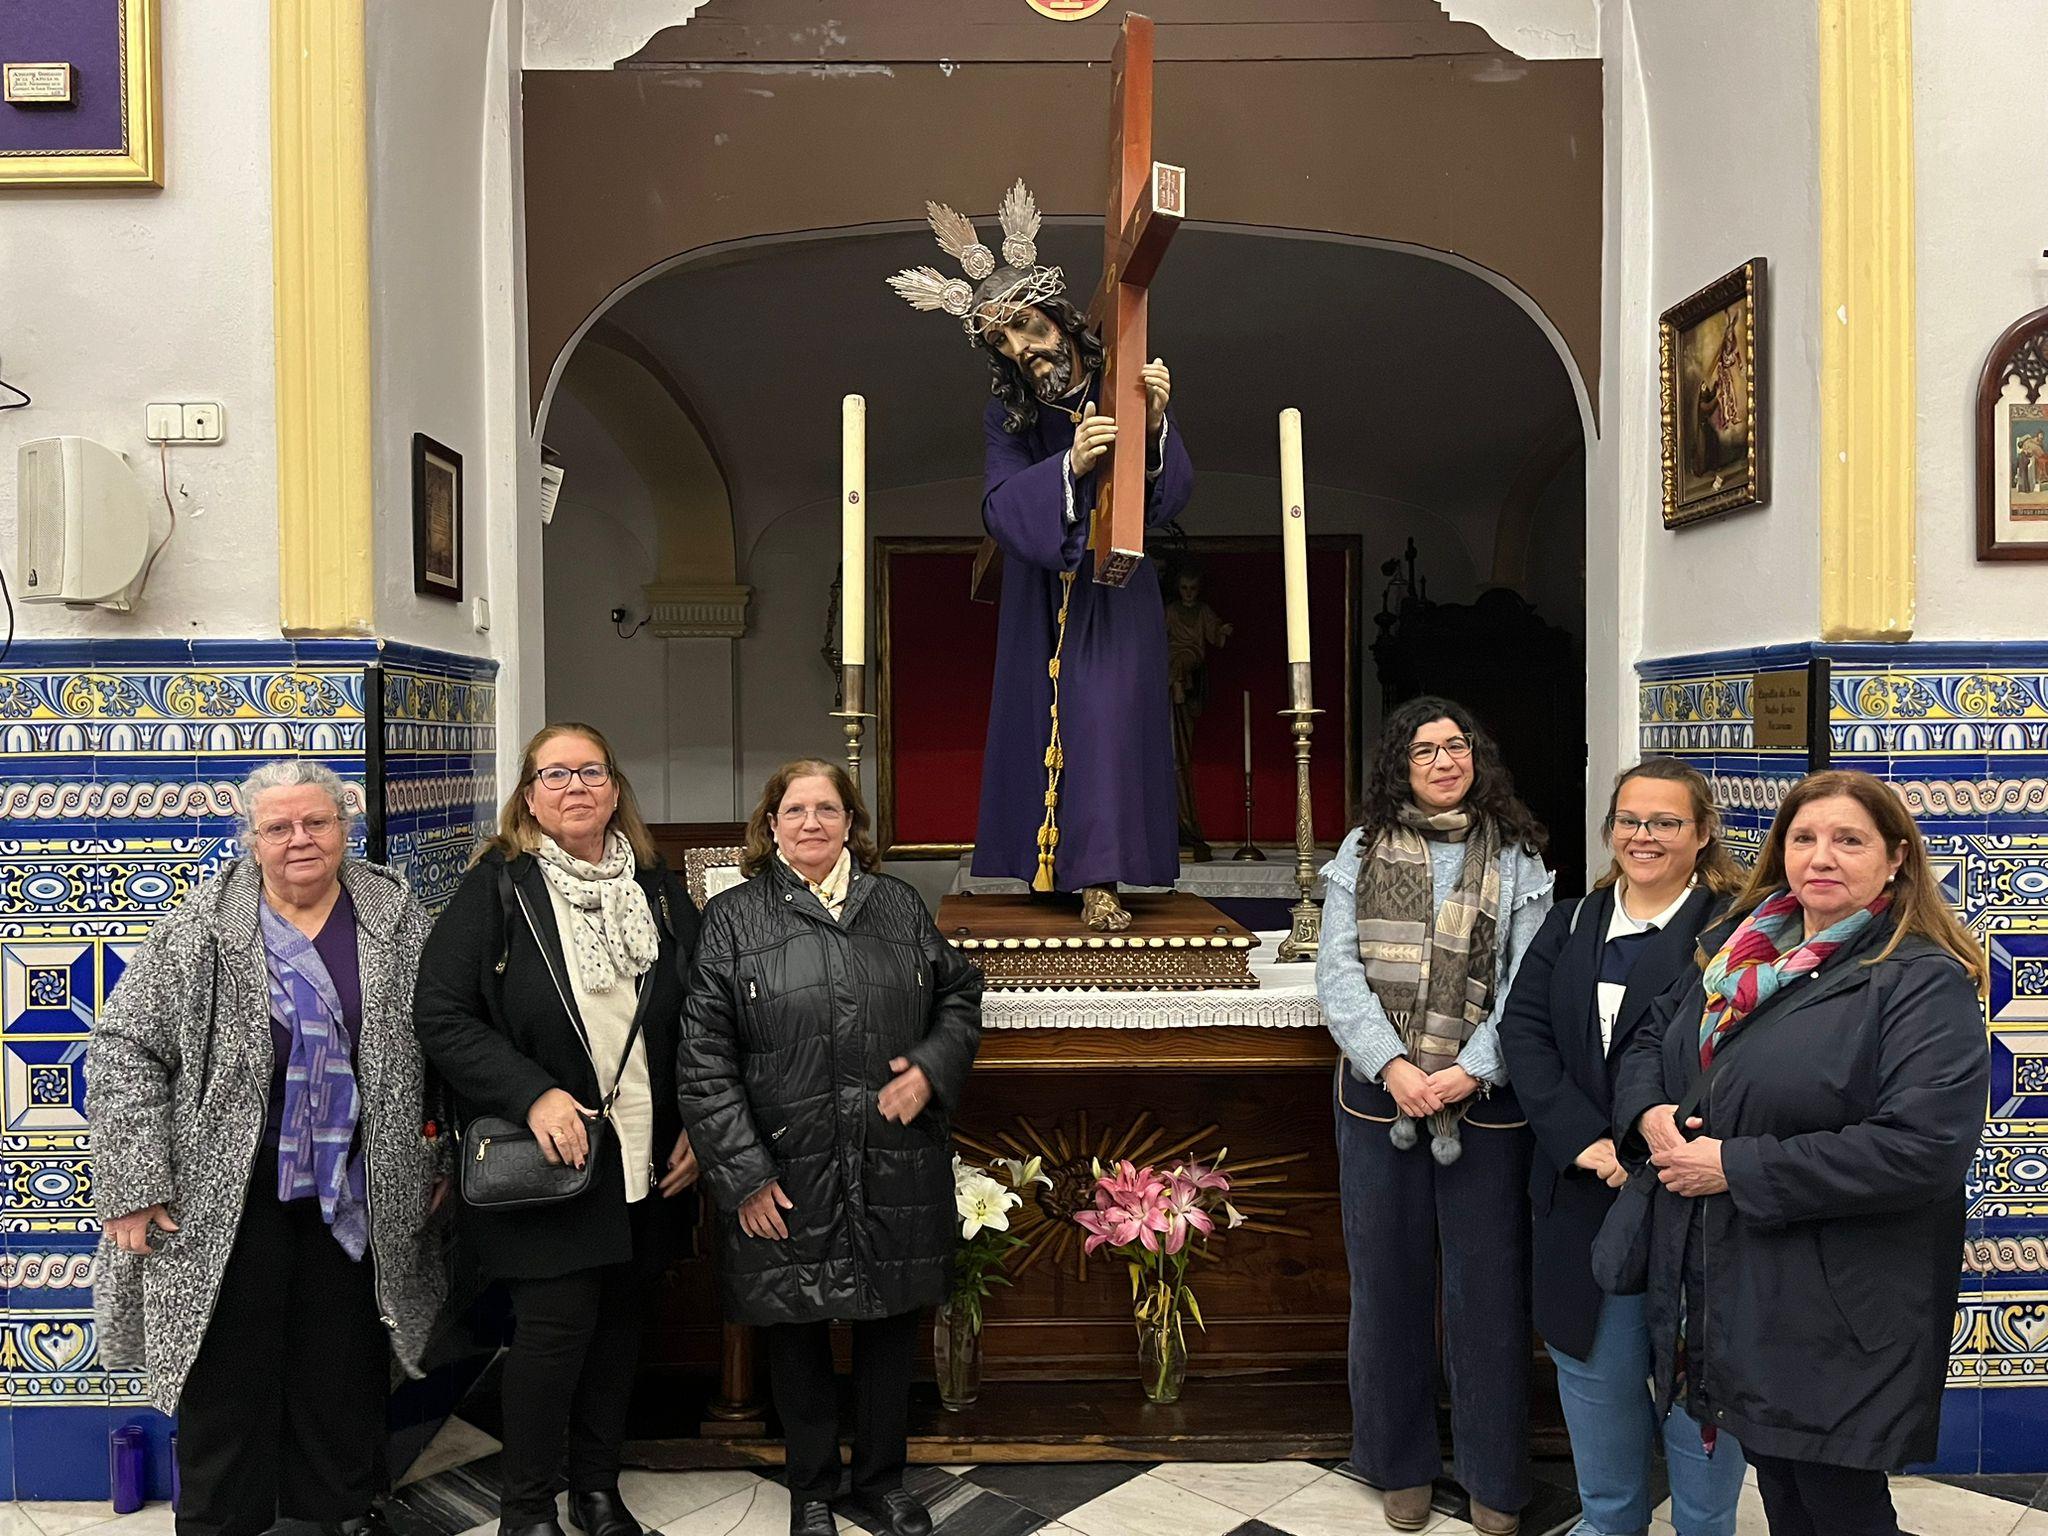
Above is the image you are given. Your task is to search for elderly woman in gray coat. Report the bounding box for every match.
[87,761,446,1536]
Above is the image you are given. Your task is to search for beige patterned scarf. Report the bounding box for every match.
[1354,802,1502,1160]
[780,847,853,922]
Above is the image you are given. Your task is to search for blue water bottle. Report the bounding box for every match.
[109,1423,146,1514]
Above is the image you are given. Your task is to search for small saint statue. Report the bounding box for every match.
[1163,563,1231,861]
[888,181,1193,931]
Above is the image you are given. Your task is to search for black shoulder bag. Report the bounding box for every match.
[459,865,661,1211]
[1590,1041,1731,1297]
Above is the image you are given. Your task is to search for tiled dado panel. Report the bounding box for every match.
[1640,641,2048,1474]
[0,639,495,1498]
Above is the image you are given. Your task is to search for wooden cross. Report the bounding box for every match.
[1086,12,1185,588]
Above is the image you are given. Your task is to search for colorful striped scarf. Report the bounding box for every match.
[1696,888,1889,1068]
[260,899,368,1260]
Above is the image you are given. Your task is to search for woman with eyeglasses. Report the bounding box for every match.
[1316,697,1553,1536]
[679,759,981,1536]
[1498,760,1749,1536]
[88,760,445,1536]
[414,724,701,1536]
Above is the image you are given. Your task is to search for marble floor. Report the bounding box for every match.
[6,1416,2046,1536]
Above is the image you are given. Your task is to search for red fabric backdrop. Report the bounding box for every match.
[879,538,1356,853]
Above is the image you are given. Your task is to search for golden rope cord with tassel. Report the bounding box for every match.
[1033,569,1079,893]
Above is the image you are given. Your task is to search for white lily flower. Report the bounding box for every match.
[957,1171,1017,1238]
[997,1154,1051,1190]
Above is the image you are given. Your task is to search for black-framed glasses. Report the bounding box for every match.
[1409,737,1474,766]
[1607,812,1696,842]
[533,764,612,791]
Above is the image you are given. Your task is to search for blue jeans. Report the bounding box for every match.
[1549,1291,1745,1536]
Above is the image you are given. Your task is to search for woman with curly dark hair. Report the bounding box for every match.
[1317,696,1553,1536]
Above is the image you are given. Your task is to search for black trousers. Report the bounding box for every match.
[1335,1077,1534,1514]
[498,1200,661,1527]
[765,1310,921,1507]
[176,1150,390,1536]
[1749,1453,1900,1536]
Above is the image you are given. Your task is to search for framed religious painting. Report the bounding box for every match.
[1660,257,1769,528]
[1976,304,2048,561]
[411,433,464,601]
[0,0,162,188]
[873,535,1359,861]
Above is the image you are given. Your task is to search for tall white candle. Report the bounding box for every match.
[1279,409,1310,666]
[1242,690,1252,776]
[841,394,867,667]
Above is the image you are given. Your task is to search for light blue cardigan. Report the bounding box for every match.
[1315,826,1554,1086]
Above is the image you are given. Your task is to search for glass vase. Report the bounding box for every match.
[934,1295,983,1412]
[1138,1311,1188,1405]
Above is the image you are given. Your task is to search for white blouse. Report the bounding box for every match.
[546,882,654,1203]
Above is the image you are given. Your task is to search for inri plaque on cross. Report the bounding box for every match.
[1086,12,1185,588]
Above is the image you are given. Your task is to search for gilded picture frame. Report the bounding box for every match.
[1660,257,1769,529]
[0,0,163,189]
[1975,303,2048,561]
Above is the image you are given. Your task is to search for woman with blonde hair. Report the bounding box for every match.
[414,724,700,1536]
[1611,769,1988,1536]
[1501,758,1748,1536]
[681,759,981,1536]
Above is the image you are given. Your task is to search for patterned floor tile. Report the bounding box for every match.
[1147,1464,1328,1519]
[956,1465,1150,1523]
[1058,1474,1246,1536]
[1257,1474,1444,1536]
[398,1417,503,1489]
[2015,1511,2048,1535]
[18,1506,112,1536]
[1928,1472,2048,1510]
[1892,1476,2031,1536]
[657,1480,856,1536]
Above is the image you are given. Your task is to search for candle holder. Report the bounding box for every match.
[829,662,876,782]
[1277,661,1322,963]
[1230,766,1264,861]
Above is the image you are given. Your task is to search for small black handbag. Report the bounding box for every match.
[459,1012,643,1211]
[1591,1043,1730,1296]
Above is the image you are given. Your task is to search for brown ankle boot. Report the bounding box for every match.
[1468,1499,1520,1536]
[1381,1486,1433,1532]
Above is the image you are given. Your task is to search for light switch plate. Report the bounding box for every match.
[145,403,182,442]
[472,597,491,633]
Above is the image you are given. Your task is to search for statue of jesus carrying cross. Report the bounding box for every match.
[886,16,1188,933]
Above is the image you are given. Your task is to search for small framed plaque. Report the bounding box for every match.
[411,434,464,602]
[3,64,75,105]
[1752,670,1810,751]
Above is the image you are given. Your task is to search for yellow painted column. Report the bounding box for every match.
[1818,0,1915,641]
[272,0,374,635]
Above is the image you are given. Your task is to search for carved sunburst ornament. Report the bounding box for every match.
[954,1111,1316,1279]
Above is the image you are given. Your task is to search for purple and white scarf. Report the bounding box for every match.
[260,900,368,1260]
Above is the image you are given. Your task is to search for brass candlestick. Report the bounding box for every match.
[829,662,875,781]
[1277,661,1322,962]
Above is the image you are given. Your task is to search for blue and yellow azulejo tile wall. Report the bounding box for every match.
[1640,640,2048,1474]
[0,638,496,1499]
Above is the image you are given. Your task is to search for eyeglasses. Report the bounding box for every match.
[777,804,847,825]
[1408,737,1474,766]
[533,764,612,791]
[1608,813,1696,842]
[255,814,342,846]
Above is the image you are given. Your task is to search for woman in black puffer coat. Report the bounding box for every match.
[680,758,981,1536]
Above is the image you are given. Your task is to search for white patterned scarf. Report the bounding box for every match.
[534,830,658,992]
[780,846,853,922]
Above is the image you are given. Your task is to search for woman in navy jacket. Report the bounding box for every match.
[1499,759,1748,1536]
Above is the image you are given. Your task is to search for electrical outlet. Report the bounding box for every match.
[472,597,491,634]
[182,402,223,442]
[145,403,182,442]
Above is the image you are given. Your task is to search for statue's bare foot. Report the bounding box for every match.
[1081,886,1132,932]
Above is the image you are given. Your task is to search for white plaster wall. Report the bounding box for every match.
[1441,0,1598,60]
[523,1,704,69]
[0,0,279,640]
[1626,0,1823,662]
[367,0,499,657]
[1912,0,2048,640]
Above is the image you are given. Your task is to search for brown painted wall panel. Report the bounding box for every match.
[522,53,1602,412]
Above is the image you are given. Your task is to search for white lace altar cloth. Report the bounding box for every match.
[979,931,1327,1030]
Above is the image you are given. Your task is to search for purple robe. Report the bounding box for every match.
[971,392,1194,890]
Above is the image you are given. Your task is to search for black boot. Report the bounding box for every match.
[846,1489,933,1536]
[790,1498,837,1536]
[567,1489,645,1536]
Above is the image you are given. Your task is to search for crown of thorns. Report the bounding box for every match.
[885,178,1068,341]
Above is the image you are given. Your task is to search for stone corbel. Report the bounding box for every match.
[643,582,751,638]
